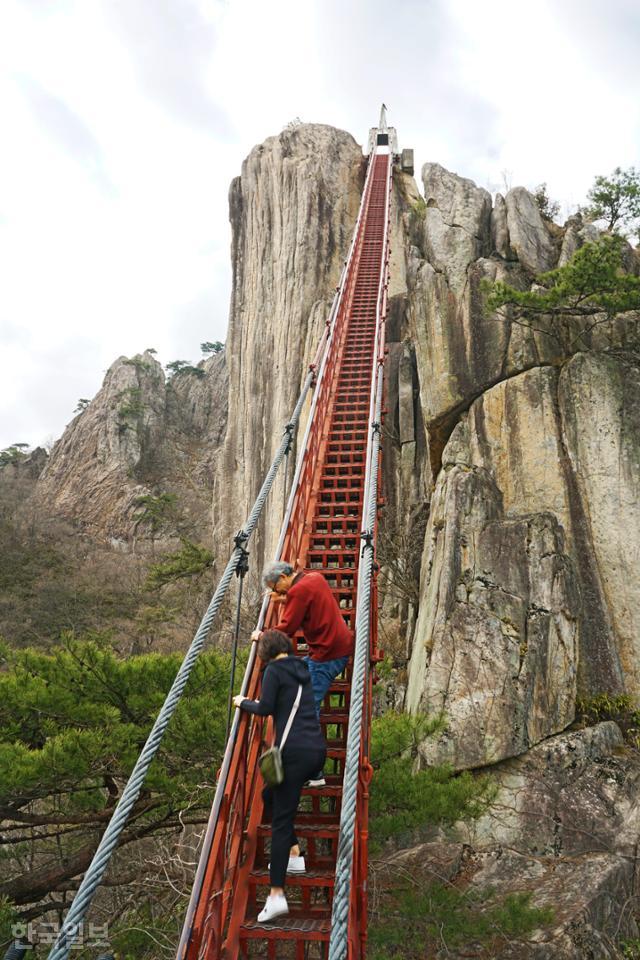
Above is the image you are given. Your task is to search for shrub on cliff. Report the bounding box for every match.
[484,234,640,345]
[146,538,214,588]
[369,881,553,959]
[533,182,561,222]
[165,360,205,379]
[0,444,29,467]
[133,492,179,539]
[369,712,494,847]
[200,341,224,355]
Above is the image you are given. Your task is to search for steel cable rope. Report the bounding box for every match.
[328,366,383,960]
[46,364,320,960]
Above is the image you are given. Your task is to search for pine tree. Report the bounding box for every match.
[0,636,234,926]
[584,166,640,237]
[484,235,640,345]
[200,341,224,356]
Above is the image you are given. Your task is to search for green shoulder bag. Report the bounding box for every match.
[258,683,302,787]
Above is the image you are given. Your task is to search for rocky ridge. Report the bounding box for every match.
[29,350,227,547]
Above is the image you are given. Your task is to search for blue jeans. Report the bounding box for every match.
[303,655,349,719]
[304,655,349,778]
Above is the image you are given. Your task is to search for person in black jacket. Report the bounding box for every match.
[233,629,326,923]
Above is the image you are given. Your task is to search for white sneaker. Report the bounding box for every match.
[257,893,289,923]
[304,776,326,788]
[267,855,306,873]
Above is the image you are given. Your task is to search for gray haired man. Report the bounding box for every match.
[252,560,353,786]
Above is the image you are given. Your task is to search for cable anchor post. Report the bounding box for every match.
[226,531,250,742]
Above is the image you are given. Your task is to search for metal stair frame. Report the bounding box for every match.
[177,138,392,960]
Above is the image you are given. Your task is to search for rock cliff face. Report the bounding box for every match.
[405,352,640,766]
[201,126,639,764]
[212,124,364,567]
[206,127,639,955]
[32,124,639,741]
[403,181,640,763]
[34,350,227,546]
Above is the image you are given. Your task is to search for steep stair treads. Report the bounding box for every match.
[178,144,391,960]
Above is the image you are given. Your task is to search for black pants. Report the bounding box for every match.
[262,745,326,889]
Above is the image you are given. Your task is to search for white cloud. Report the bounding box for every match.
[0,0,638,449]
[438,0,640,208]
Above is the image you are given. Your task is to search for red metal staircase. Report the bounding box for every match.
[177,141,392,960]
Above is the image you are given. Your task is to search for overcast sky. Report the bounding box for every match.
[1,0,639,451]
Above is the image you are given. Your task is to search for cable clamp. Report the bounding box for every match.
[233,530,250,578]
[361,529,374,548]
[283,422,295,454]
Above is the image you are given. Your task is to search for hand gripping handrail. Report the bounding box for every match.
[328,148,393,960]
[45,317,336,960]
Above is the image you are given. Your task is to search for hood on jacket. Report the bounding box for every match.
[269,655,311,685]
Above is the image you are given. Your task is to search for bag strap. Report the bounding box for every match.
[279,684,302,750]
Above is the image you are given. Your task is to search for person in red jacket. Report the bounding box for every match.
[252,560,353,786]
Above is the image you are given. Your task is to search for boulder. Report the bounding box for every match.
[456,724,640,956]
[422,162,492,294]
[490,192,513,259]
[375,726,640,958]
[505,186,558,274]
